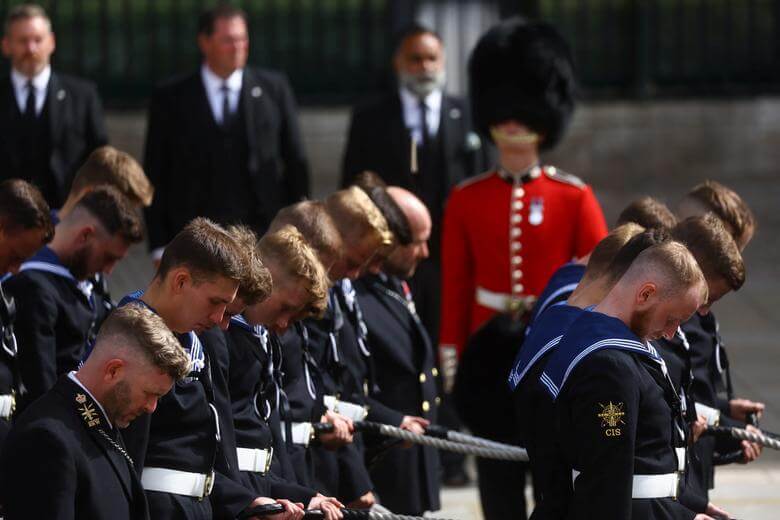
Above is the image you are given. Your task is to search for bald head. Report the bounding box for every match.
[387,187,432,236]
[384,187,431,279]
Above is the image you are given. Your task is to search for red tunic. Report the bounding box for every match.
[439,166,608,356]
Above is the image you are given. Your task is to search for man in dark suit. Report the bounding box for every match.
[354,187,440,515]
[0,304,191,520]
[144,4,309,262]
[341,24,486,346]
[0,4,108,208]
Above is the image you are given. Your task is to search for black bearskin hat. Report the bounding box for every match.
[469,17,576,151]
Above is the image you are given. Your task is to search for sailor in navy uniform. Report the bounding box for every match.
[7,245,98,412]
[524,261,585,335]
[119,292,263,520]
[539,241,709,520]
[225,315,327,503]
[0,282,18,448]
[0,374,149,519]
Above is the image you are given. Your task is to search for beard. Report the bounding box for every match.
[399,69,446,99]
[67,245,92,281]
[102,379,133,428]
[628,307,652,340]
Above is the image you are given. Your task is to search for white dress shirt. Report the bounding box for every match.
[68,371,113,430]
[11,65,51,116]
[201,64,243,125]
[399,86,442,145]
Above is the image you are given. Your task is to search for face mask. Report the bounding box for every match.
[490,127,540,146]
[399,69,446,99]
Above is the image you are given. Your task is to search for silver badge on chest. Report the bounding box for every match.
[529,197,544,226]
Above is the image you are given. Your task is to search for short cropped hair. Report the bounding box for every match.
[672,214,745,291]
[582,223,644,283]
[0,179,54,241]
[352,171,412,246]
[96,304,190,380]
[617,196,677,231]
[74,186,143,243]
[70,146,154,207]
[197,3,247,36]
[393,22,442,54]
[259,225,329,318]
[157,218,245,285]
[3,4,51,35]
[226,224,272,306]
[325,187,393,248]
[621,240,708,301]
[269,201,343,269]
[684,180,756,248]
[604,227,672,284]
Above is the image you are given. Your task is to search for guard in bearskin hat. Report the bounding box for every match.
[440,17,608,520]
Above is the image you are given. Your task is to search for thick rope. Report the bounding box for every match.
[360,421,528,461]
[709,426,780,451]
[303,510,453,519]
[426,424,520,451]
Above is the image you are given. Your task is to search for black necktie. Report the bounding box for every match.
[220,83,231,128]
[24,81,36,120]
[418,99,429,149]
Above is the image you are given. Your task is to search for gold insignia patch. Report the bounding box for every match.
[79,401,101,428]
[598,401,625,437]
[75,393,87,404]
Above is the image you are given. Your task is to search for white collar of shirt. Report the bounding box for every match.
[399,86,442,143]
[201,64,243,125]
[11,65,51,115]
[67,371,113,430]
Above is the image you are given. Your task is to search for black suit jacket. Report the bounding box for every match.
[143,67,309,250]
[353,274,440,515]
[341,91,486,223]
[0,376,149,520]
[0,72,108,207]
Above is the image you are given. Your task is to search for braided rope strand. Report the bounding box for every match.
[720,426,780,450]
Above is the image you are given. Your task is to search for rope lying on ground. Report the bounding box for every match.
[313,421,529,462]
[707,426,780,451]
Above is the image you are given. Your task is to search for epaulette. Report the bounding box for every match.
[544,166,585,189]
[455,170,496,190]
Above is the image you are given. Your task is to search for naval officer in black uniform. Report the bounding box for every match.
[0,4,108,208]
[0,304,190,520]
[354,186,441,515]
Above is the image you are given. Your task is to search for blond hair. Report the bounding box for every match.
[325,187,393,248]
[226,224,273,305]
[96,305,190,380]
[259,225,329,318]
[269,200,343,268]
[70,146,154,207]
[622,240,708,301]
[583,222,644,283]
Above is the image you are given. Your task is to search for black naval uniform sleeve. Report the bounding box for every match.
[365,395,404,426]
[8,277,59,408]
[561,353,640,520]
[1,424,77,519]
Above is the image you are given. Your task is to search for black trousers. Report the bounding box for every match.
[476,458,529,520]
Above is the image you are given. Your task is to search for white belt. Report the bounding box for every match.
[141,467,215,499]
[572,447,685,500]
[281,422,314,446]
[323,395,367,422]
[475,287,535,313]
[695,402,721,426]
[236,447,273,474]
[0,394,15,419]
